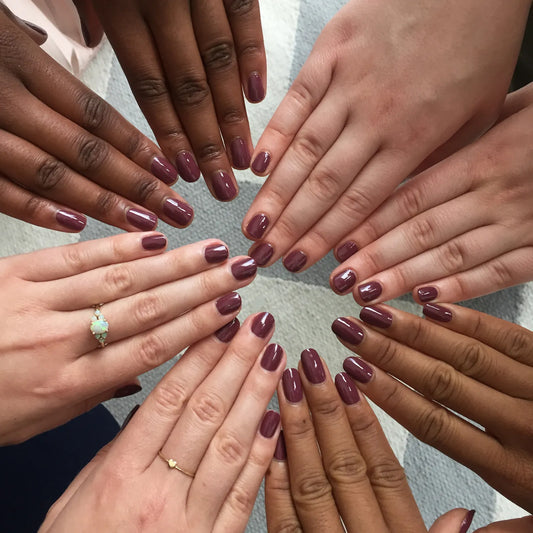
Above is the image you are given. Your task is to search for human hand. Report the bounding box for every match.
[39,313,285,533]
[332,303,533,513]
[0,5,194,233]
[243,0,530,270]
[0,231,258,445]
[92,0,266,201]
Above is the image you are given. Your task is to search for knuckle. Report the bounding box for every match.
[312,396,344,421]
[271,215,298,242]
[136,331,167,369]
[397,183,426,219]
[408,217,438,250]
[438,240,467,273]
[189,391,225,425]
[274,523,303,533]
[501,327,533,363]
[133,293,165,327]
[76,136,109,172]
[220,107,246,126]
[454,342,486,377]
[292,472,333,507]
[196,142,225,164]
[371,337,401,368]
[104,264,135,294]
[124,130,148,160]
[287,81,315,115]
[214,432,247,467]
[131,76,168,101]
[414,406,451,447]
[36,159,67,190]
[172,76,210,108]
[202,41,235,72]
[62,244,86,271]
[291,131,324,163]
[133,175,159,204]
[227,0,256,16]
[226,485,255,516]
[424,363,459,404]
[78,91,109,130]
[367,459,407,490]
[93,190,118,216]
[153,380,189,419]
[285,414,315,441]
[326,450,367,485]
[306,167,344,203]
[23,195,49,220]
[487,258,515,288]
[237,41,262,59]
[337,186,375,220]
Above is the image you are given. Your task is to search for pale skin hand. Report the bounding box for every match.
[39,314,285,533]
[0,232,258,445]
[242,0,531,271]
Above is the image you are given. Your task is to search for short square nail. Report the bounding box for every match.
[230,138,251,170]
[274,430,287,460]
[162,198,193,226]
[335,373,360,405]
[359,306,392,329]
[126,208,157,231]
[282,368,303,403]
[142,234,167,250]
[151,156,177,184]
[231,257,257,280]
[176,151,200,182]
[261,343,283,371]
[246,213,269,239]
[343,357,373,383]
[56,210,86,231]
[113,383,142,398]
[459,510,476,533]
[301,348,326,384]
[215,318,240,342]
[423,303,452,322]
[216,292,241,315]
[250,242,274,267]
[252,312,275,338]
[251,151,271,174]
[204,243,229,263]
[283,250,307,272]
[212,170,237,201]
[259,410,280,438]
[417,286,438,302]
[332,269,356,294]
[331,317,364,345]
[336,241,358,262]
[247,71,265,103]
[358,281,382,302]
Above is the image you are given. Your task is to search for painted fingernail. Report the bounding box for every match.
[247,71,265,103]
[215,318,240,343]
[282,368,303,403]
[252,312,275,338]
[23,20,48,38]
[261,343,283,371]
[212,170,238,201]
[251,151,271,174]
[274,430,287,460]
[176,151,200,183]
[113,383,142,398]
[230,138,251,169]
[343,357,373,383]
[246,213,269,239]
[151,156,177,184]
[162,198,193,226]
[332,269,357,294]
[301,348,326,384]
[418,286,438,302]
[260,410,280,438]
[250,242,274,267]
[126,208,157,231]
[331,317,364,345]
[335,372,360,405]
[204,243,229,263]
[459,510,476,533]
[216,292,242,315]
[231,257,257,280]
[283,250,307,272]
[423,303,452,322]
[358,281,382,302]
[359,306,392,329]
[56,210,86,231]
[336,241,358,262]
[119,404,140,432]
[141,234,167,250]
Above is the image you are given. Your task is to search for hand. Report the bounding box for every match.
[39,313,285,533]
[242,0,530,270]
[0,231,258,445]
[266,349,472,532]
[0,5,193,233]
[92,0,266,201]
[332,303,533,513]
[329,83,533,305]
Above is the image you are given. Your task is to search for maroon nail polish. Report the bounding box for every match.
[151,156,177,184]
[216,292,241,315]
[204,244,229,263]
[56,210,86,231]
[459,510,476,533]
[252,312,275,338]
[283,250,307,272]
[332,269,356,294]
[343,357,373,383]
[274,430,287,460]
[119,404,140,432]
[359,306,392,329]
[418,286,438,302]
[331,317,364,345]
[260,410,280,438]
[247,71,265,103]
[126,208,157,231]
[261,343,283,371]
[215,318,240,342]
[335,373,360,405]
[301,348,326,384]
[336,241,358,262]
[212,170,238,201]
[24,20,48,38]
[250,242,274,267]
[113,383,142,398]
[251,151,271,174]
[358,281,382,302]
[423,303,452,322]
[142,234,167,250]
[231,257,257,280]
[230,138,251,170]
[246,213,269,239]
[176,151,200,183]
[282,368,303,403]
[162,198,193,226]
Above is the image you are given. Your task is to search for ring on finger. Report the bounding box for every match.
[90,303,109,349]
[158,450,195,478]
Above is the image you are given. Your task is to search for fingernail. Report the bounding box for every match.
[141,234,167,250]
[274,430,287,460]
[250,242,274,267]
[301,348,326,384]
[332,269,356,294]
[216,292,242,315]
[418,286,438,302]
[343,357,373,383]
[247,71,265,103]
[56,210,86,231]
[162,198,193,226]
[126,208,157,231]
[230,138,251,170]
[204,243,229,263]
[359,306,392,329]
[23,20,48,37]
[231,257,257,280]
[459,510,476,533]
[283,250,307,272]
[358,281,382,302]
[261,343,283,371]
[282,368,303,403]
[252,312,275,338]
[176,151,200,183]
[215,318,240,343]
[335,372,360,405]
[113,383,142,398]
[151,156,177,184]
[251,151,271,174]
[119,404,140,432]
[212,170,238,201]
[246,213,269,239]
[336,241,358,262]
[423,303,452,322]
[259,410,280,438]
[331,317,364,345]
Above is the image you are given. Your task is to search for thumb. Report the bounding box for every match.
[430,508,476,533]
[473,516,533,532]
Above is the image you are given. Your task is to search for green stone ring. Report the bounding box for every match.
[90,304,109,348]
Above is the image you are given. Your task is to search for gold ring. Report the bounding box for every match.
[90,304,109,348]
[158,450,195,478]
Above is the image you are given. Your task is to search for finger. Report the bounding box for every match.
[471,516,533,533]
[0,4,47,45]
[428,509,475,533]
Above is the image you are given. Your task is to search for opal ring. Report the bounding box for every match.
[90,304,109,348]
[158,450,195,478]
